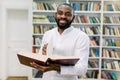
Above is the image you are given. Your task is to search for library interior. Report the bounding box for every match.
[0,0,120,80]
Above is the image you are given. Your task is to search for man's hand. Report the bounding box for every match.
[42,43,48,55]
[33,43,60,72]
[30,62,60,72]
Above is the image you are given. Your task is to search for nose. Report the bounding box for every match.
[60,14,66,18]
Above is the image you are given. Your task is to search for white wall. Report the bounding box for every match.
[0,2,3,80]
[0,0,32,80]
[0,1,2,54]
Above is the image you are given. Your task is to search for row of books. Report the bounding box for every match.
[90,37,100,47]
[33,2,58,10]
[101,71,117,79]
[33,15,101,23]
[80,70,99,78]
[34,25,101,35]
[102,38,120,47]
[103,26,120,36]
[102,48,120,58]
[104,16,120,24]
[102,60,120,70]
[32,2,101,11]
[33,15,120,24]
[71,2,101,11]
[79,26,101,35]
[33,25,55,34]
[74,15,100,23]
[104,3,120,11]
[32,1,120,11]
[89,48,99,57]
[33,15,55,23]
[88,59,99,68]
[33,37,42,46]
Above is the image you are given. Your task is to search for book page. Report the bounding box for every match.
[48,55,79,60]
[18,51,48,62]
[18,51,79,61]
[18,50,80,66]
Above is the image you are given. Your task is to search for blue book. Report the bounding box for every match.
[95,48,99,57]
[109,71,117,80]
[107,4,113,11]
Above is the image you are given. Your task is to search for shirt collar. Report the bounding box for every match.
[56,26,73,35]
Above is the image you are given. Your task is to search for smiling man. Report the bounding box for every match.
[31,3,90,80]
[55,3,75,32]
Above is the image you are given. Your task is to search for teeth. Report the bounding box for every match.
[60,20,66,23]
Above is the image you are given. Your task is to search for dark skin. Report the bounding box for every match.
[30,4,75,73]
[55,5,75,34]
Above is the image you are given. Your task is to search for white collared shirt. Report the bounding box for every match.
[39,26,90,80]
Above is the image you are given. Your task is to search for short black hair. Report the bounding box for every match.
[57,3,73,10]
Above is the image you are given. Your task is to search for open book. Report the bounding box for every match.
[17,51,80,68]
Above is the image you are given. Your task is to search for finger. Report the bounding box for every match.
[30,62,38,68]
[42,45,48,55]
[31,62,43,69]
[42,51,46,55]
[42,47,46,52]
[33,63,49,72]
[43,43,48,49]
[42,47,46,55]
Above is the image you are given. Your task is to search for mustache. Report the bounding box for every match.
[58,18,68,22]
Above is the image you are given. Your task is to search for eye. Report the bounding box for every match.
[65,12,72,17]
[57,11,72,17]
[57,11,63,15]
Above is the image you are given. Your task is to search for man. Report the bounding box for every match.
[31,3,90,80]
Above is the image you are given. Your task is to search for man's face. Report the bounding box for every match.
[55,5,74,30]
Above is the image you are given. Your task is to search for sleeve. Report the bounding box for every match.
[60,34,90,76]
[38,30,54,55]
[38,32,48,55]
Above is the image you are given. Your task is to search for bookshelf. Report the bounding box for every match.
[101,0,120,80]
[32,0,120,80]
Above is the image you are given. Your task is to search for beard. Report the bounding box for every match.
[55,17,74,30]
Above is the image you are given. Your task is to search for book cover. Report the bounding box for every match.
[17,51,80,68]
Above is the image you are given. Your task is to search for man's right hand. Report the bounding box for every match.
[30,62,60,72]
[42,43,48,55]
